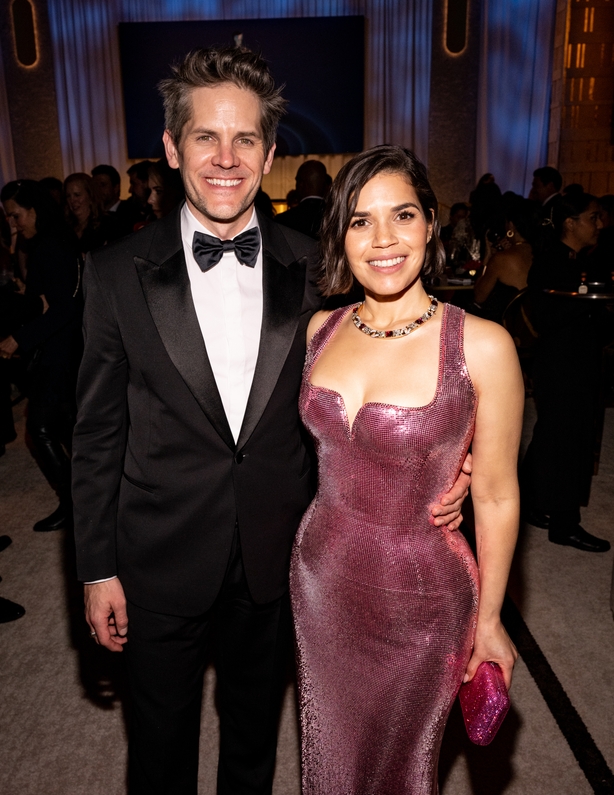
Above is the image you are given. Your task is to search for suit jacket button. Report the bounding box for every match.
[235,452,245,464]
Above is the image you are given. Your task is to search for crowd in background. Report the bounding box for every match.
[0,156,613,622]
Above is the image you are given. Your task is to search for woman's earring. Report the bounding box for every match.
[506,229,514,238]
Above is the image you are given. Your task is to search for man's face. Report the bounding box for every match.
[93,174,120,210]
[164,83,275,238]
[129,173,149,202]
[530,176,555,204]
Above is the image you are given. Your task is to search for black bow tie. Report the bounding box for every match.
[192,227,261,273]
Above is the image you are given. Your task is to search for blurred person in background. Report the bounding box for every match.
[469,173,504,254]
[92,164,122,212]
[521,192,610,552]
[587,195,614,285]
[127,160,153,227]
[440,202,470,259]
[275,160,329,239]
[1,179,82,533]
[64,173,112,254]
[529,166,562,210]
[285,188,299,210]
[147,159,185,221]
[472,194,539,324]
[92,164,140,238]
[39,177,63,206]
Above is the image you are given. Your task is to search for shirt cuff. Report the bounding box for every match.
[84,576,118,584]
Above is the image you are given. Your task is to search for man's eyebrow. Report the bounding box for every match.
[188,128,262,139]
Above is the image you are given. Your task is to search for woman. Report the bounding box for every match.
[520,192,610,551]
[290,146,522,794]
[0,180,82,532]
[64,172,110,253]
[472,194,538,323]
[469,172,504,253]
[146,159,185,220]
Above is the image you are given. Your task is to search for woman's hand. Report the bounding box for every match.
[463,618,518,691]
[0,336,18,359]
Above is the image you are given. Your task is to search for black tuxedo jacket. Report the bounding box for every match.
[72,206,320,616]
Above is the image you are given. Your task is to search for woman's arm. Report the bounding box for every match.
[473,251,504,304]
[463,316,524,689]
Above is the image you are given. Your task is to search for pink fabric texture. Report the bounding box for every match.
[290,302,479,794]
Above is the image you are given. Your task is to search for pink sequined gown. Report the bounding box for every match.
[290,302,480,795]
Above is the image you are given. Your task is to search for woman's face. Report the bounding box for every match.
[566,201,603,249]
[65,181,92,222]
[147,175,164,219]
[2,199,37,239]
[344,172,432,298]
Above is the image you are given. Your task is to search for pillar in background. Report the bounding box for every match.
[0,0,63,181]
[428,0,482,213]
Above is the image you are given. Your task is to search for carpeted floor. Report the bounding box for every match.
[1,399,613,795]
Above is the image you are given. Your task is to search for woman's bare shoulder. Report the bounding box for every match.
[307,309,336,343]
[462,313,520,383]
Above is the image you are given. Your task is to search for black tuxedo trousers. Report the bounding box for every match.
[125,530,293,795]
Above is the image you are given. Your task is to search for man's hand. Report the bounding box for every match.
[84,579,128,652]
[430,452,472,530]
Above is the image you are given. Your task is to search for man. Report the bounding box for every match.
[275,159,329,238]
[528,166,562,207]
[92,164,139,237]
[127,160,152,207]
[73,47,468,794]
[92,164,123,212]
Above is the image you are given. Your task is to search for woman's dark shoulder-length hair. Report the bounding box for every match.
[1,179,67,239]
[319,145,445,297]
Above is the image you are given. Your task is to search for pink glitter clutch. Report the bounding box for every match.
[458,661,510,745]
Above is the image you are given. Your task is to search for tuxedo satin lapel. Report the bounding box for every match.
[135,250,235,450]
[236,248,307,450]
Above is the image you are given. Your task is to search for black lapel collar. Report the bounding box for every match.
[236,213,307,450]
[134,208,235,450]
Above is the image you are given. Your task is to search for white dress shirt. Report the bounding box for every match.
[86,203,264,584]
[182,202,263,443]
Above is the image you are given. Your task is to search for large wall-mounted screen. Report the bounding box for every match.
[118,16,365,158]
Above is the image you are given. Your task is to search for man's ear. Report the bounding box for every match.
[163,130,180,170]
[263,143,276,176]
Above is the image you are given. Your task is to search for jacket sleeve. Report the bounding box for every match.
[72,253,128,582]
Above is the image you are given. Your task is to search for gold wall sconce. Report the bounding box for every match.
[12,0,38,68]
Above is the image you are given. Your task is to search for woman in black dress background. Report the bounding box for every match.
[1,180,82,532]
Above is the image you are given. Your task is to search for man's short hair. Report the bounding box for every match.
[158,46,287,153]
[533,166,562,192]
[127,161,153,182]
[92,164,121,186]
[450,202,469,218]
